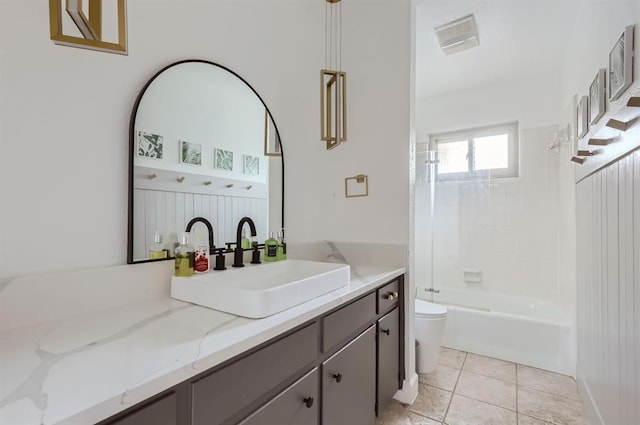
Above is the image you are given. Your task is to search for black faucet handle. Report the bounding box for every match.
[250,249,261,264]
[214,252,227,271]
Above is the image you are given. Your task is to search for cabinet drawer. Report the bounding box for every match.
[192,322,318,425]
[377,279,400,313]
[322,293,376,352]
[238,368,319,425]
[105,392,177,425]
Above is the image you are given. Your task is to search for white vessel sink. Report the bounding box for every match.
[170,260,351,318]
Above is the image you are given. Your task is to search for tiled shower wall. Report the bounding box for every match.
[576,149,639,425]
[415,124,574,307]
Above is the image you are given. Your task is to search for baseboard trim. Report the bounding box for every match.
[577,376,605,425]
[393,372,419,405]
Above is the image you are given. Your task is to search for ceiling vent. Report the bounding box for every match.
[434,14,479,55]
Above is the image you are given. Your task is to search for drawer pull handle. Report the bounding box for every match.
[393,291,399,299]
[332,373,343,383]
[381,328,390,335]
[303,397,314,408]
[385,294,394,301]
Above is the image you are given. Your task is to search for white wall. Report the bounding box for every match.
[416,72,564,138]
[0,0,411,278]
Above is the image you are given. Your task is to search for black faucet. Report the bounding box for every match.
[233,217,259,267]
[185,217,215,254]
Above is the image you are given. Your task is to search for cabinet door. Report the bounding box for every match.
[377,307,400,415]
[322,325,376,425]
[238,368,319,425]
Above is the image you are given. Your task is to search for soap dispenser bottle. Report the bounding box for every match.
[241,229,252,249]
[194,243,210,274]
[276,229,287,261]
[149,230,168,259]
[174,232,195,277]
[264,232,278,262]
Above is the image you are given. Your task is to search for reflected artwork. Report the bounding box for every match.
[214,148,234,171]
[137,131,163,159]
[243,155,259,175]
[180,140,202,165]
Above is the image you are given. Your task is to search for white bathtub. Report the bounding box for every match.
[417,287,576,376]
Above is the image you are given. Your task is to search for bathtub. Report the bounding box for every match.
[417,287,576,376]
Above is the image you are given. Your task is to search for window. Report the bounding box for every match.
[430,122,519,180]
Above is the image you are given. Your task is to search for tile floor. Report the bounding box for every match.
[377,347,590,425]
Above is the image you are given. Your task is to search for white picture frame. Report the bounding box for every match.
[180,140,202,165]
[589,68,606,125]
[137,131,163,159]
[576,96,589,139]
[243,155,259,175]
[214,148,234,171]
[609,25,635,101]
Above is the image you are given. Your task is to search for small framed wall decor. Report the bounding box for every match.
[214,148,233,171]
[576,96,589,139]
[609,25,635,101]
[180,140,202,165]
[243,155,259,175]
[589,69,606,125]
[137,131,163,159]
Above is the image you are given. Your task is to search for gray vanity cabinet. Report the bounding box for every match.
[237,368,319,425]
[322,325,377,425]
[377,307,400,415]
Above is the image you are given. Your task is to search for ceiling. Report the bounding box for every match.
[415,0,585,100]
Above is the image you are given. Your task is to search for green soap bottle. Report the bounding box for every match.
[174,232,195,276]
[276,229,287,261]
[264,232,278,262]
[241,230,252,249]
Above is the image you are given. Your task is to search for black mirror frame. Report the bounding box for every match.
[127,59,285,264]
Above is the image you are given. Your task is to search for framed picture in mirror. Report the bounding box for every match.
[180,140,202,165]
[137,131,163,159]
[589,69,606,125]
[214,148,234,171]
[609,25,634,101]
[243,155,259,175]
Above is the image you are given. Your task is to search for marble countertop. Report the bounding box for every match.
[0,264,405,425]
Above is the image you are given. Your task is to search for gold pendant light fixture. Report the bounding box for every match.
[321,0,347,150]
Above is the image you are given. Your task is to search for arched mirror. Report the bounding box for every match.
[127,60,284,263]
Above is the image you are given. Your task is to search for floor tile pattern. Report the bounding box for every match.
[377,348,590,425]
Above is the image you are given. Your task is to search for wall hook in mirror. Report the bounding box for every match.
[226,184,234,188]
[148,173,157,180]
[204,181,212,186]
[177,176,186,183]
[245,185,253,190]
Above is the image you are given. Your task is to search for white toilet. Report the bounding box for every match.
[415,299,448,374]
